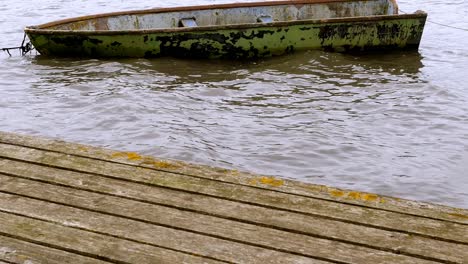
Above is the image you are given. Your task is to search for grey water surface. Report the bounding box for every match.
[1,0,467,208]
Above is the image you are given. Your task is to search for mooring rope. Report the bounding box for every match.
[2,11,466,57]
[426,20,468,32]
[1,33,34,56]
[400,9,468,32]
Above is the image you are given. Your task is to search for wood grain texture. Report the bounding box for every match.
[2,190,437,264]
[0,212,226,264]
[0,131,467,264]
[0,160,466,263]
[0,235,111,264]
[1,173,459,263]
[1,131,466,224]
[0,143,466,245]
[0,191,324,264]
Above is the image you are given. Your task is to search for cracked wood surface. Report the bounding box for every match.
[0,131,467,264]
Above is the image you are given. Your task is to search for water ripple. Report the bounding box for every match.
[1,0,467,208]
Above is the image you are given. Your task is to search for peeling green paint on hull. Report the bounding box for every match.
[26,14,426,59]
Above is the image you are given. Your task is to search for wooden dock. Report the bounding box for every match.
[0,131,467,264]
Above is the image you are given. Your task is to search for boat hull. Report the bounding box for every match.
[26,13,427,59]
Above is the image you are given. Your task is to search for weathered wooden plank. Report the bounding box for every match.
[1,191,439,264]
[0,143,466,245]
[1,161,467,263]
[0,212,225,264]
[0,192,325,264]
[0,235,111,264]
[1,131,466,224]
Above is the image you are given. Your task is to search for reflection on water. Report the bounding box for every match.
[1,0,468,208]
[31,49,423,86]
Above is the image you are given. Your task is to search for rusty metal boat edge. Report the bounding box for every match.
[24,0,427,59]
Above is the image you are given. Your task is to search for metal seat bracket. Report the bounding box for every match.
[257,15,273,23]
[179,17,198,27]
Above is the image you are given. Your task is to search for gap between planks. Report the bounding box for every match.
[0,159,467,263]
[0,131,466,224]
[0,132,467,264]
[0,213,227,264]
[0,173,465,263]
[1,191,427,264]
[0,235,114,264]
[0,144,466,246]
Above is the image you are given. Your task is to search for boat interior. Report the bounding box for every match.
[40,0,398,31]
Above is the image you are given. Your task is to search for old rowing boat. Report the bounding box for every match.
[24,0,427,59]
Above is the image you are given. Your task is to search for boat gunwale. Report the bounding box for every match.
[25,13,426,36]
[25,0,400,30]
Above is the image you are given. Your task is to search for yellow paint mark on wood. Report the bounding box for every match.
[77,146,89,152]
[140,157,179,170]
[151,160,177,169]
[348,192,361,200]
[126,152,143,161]
[111,152,126,158]
[249,178,259,186]
[361,193,379,203]
[328,188,384,203]
[249,176,284,187]
[260,177,281,186]
[449,213,468,220]
[330,189,345,198]
[111,152,143,161]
